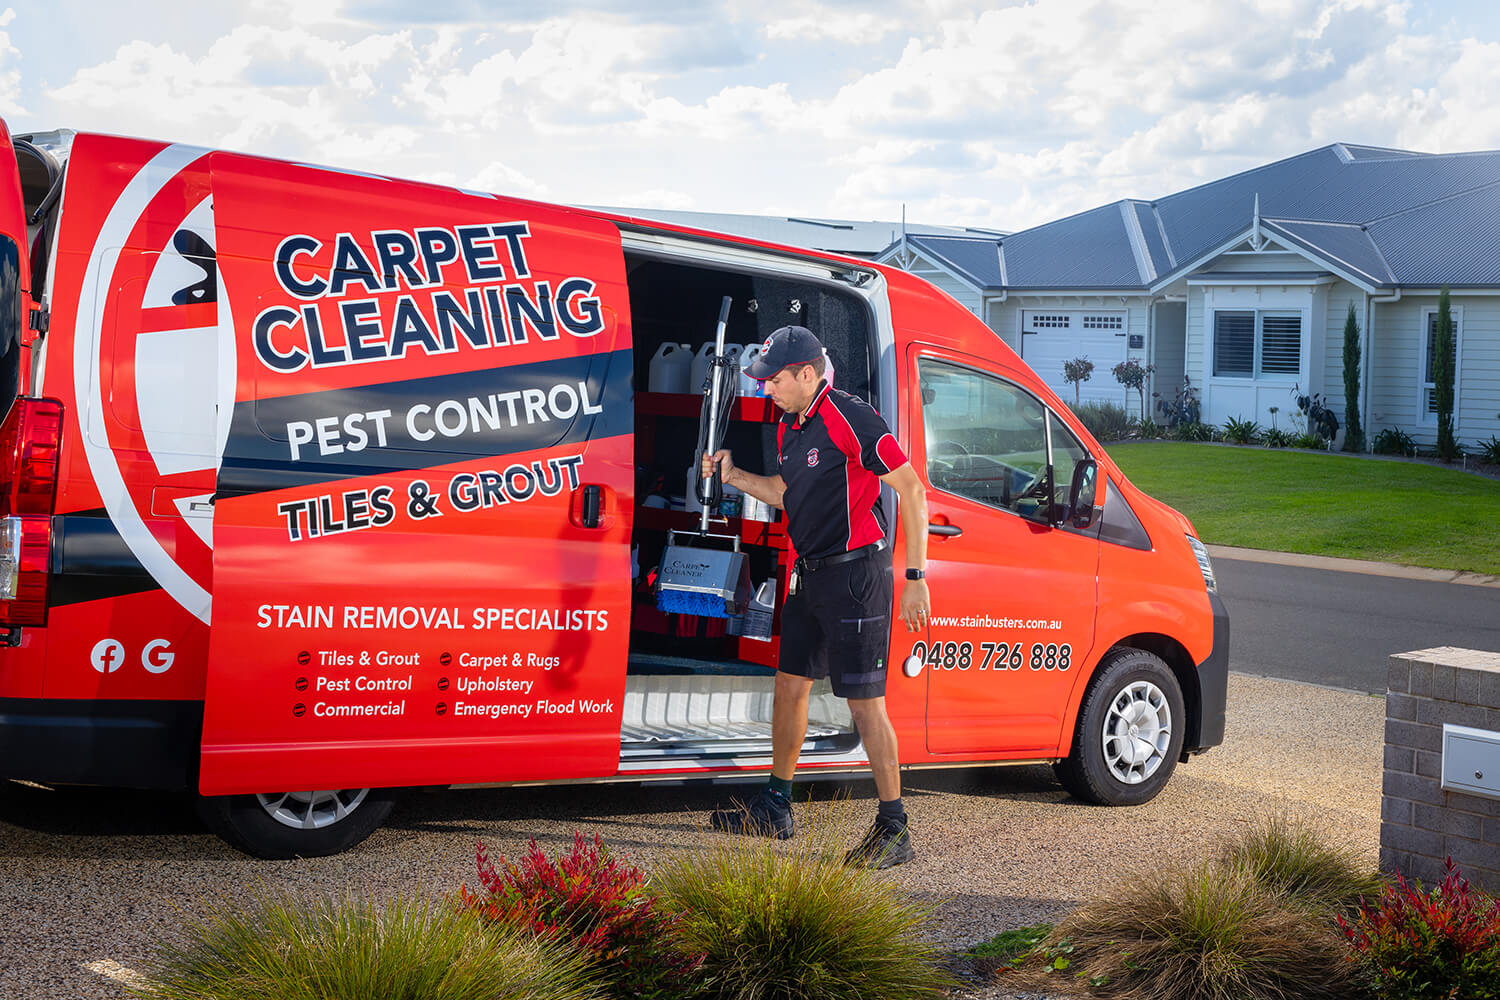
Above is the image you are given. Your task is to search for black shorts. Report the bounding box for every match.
[779,549,894,699]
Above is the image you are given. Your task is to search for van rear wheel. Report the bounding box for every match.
[197,787,396,859]
[1054,648,1184,806]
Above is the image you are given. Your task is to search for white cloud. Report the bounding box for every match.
[0,7,23,118]
[763,8,903,45]
[15,1,1500,232]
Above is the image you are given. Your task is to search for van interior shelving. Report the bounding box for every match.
[618,251,876,761]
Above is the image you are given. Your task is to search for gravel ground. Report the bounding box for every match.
[0,671,1383,1000]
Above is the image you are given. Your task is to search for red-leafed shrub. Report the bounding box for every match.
[460,833,704,999]
[1339,859,1500,999]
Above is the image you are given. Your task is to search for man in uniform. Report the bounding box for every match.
[702,325,930,868]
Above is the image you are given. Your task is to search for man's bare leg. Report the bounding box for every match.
[772,671,814,780]
[848,696,900,800]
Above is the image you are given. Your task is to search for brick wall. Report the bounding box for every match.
[1382,647,1500,892]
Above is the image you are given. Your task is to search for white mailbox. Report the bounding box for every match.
[1442,724,1500,801]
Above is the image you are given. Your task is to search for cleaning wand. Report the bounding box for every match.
[654,296,751,619]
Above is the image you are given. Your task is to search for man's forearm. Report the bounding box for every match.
[899,482,928,570]
[724,467,786,508]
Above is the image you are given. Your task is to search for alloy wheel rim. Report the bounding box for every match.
[255,789,370,830]
[1101,680,1171,784]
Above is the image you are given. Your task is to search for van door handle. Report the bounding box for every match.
[581,485,602,529]
[928,523,962,537]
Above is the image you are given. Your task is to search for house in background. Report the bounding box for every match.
[878,144,1500,452]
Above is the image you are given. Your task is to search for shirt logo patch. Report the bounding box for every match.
[807,448,819,467]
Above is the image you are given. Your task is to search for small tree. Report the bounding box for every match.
[1342,303,1363,452]
[1063,357,1094,407]
[1112,358,1155,420]
[1435,286,1458,461]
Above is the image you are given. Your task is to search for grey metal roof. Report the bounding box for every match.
[897,234,1005,287]
[588,206,1004,257]
[1132,201,1174,276]
[978,143,1500,292]
[991,201,1147,289]
[1259,220,1393,285]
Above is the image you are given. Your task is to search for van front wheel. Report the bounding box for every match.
[1054,648,1184,806]
[197,788,396,859]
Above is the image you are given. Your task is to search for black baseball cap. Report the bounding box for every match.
[744,325,824,380]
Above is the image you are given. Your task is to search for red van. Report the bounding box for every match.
[0,124,1227,857]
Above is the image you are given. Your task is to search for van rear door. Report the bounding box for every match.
[906,345,1100,754]
[199,157,634,795]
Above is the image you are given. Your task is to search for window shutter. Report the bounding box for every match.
[1259,314,1301,374]
[1213,312,1254,376]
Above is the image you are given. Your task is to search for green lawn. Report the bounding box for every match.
[1105,442,1500,576]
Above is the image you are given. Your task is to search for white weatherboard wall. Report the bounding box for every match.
[1367,294,1500,450]
[1153,301,1187,409]
[902,249,984,317]
[1193,280,1330,429]
[1184,244,1336,431]
[1320,282,1365,444]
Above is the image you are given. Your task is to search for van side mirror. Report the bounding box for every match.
[1067,459,1099,529]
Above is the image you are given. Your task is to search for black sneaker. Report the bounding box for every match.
[844,816,914,869]
[709,789,794,839]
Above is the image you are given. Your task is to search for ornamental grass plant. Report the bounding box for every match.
[130,892,597,1000]
[653,798,956,1000]
[1020,862,1360,1000]
[1006,816,1373,1000]
[1219,812,1387,918]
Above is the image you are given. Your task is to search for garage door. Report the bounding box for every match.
[1019,311,1129,410]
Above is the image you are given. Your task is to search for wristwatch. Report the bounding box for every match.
[905,568,926,581]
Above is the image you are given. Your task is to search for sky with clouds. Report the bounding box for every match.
[2,0,1497,232]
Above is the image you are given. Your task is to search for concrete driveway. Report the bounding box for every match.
[0,671,1381,999]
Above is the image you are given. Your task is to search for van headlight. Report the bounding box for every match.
[1186,534,1216,592]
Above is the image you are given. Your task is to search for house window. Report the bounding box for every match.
[1212,311,1254,376]
[1081,314,1123,330]
[1420,306,1462,419]
[1211,310,1301,379]
[1031,314,1070,328]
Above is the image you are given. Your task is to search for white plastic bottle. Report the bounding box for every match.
[648,343,692,393]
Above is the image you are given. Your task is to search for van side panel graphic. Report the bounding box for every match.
[217,349,632,496]
[198,154,634,794]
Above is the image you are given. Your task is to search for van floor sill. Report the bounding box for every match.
[619,730,855,762]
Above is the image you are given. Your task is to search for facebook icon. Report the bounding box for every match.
[90,639,125,674]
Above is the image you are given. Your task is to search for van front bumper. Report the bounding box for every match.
[1187,591,1229,753]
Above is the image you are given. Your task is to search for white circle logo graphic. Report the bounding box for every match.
[73,144,234,624]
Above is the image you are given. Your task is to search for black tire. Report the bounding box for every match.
[196,788,397,859]
[1054,647,1185,806]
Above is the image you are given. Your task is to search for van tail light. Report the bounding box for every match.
[0,397,64,626]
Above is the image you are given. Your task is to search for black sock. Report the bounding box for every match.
[766,776,792,806]
[877,797,906,827]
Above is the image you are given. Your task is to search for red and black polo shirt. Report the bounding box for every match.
[776,381,909,561]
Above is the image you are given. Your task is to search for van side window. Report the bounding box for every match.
[0,236,19,415]
[919,359,1088,517]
